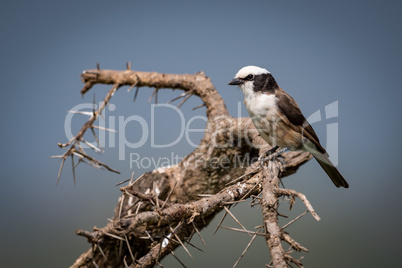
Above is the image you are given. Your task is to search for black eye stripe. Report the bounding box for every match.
[243,74,254,81]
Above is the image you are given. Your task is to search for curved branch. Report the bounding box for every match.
[80,69,229,120]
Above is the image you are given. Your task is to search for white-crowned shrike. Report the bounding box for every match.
[229,66,349,188]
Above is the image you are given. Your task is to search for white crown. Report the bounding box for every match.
[235,66,270,78]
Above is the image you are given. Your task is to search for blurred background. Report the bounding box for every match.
[1,0,401,267]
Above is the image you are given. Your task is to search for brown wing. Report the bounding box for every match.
[275,89,326,154]
[275,89,349,188]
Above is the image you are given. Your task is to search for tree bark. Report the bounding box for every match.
[55,66,318,268]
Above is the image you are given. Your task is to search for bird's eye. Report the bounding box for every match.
[245,74,254,80]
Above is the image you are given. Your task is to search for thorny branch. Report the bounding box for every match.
[55,64,321,267]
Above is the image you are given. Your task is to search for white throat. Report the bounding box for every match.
[239,81,255,98]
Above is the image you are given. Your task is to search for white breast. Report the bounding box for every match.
[242,83,279,146]
[245,93,277,119]
[242,81,278,119]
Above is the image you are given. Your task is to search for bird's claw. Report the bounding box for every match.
[258,147,287,166]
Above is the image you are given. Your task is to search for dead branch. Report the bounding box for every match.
[53,83,121,183]
[261,161,288,268]
[56,65,320,267]
[80,68,228,119]
[258,158,320,267]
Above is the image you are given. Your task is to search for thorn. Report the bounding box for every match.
[127,81,138,92]
[96,63,100,70]
[176,94,192,109]
[119,194,125,219]
[92,125,116,133]
[125,235,135,262]
[72,148,120,174]
[56,156,66,185]
[155,88,159,104]
[133,87,140,101]
[161,181,176,210]
[99,110,105,120]
[129,171,135,185]
[239,182,261,201]
[222,199,247,205]
[118,240,123,257]
[145,230,155,242]
[71,154,76,186]
[97,242,107,260]
[93,94,96,115]
[184,240,204,252]
[90,127,103,152]
[169,226,194,260]
[213,209,228,235]
[192,222,206,247]
[115,178,131,187]
[233,228,261,268]
[167,92,190,104]
[104,232,125,241]
[135,201,142,214]
[281,210,308,230]
[223,206,252,237]
[81,139,101,152]
[126,61,131,70]
[148,88,158,103]
[219,226,265,236]
[192,103,205,111]
[67,110,93,116]
[170,251,188,268]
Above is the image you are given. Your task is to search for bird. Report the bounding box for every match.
[228,66,349,188]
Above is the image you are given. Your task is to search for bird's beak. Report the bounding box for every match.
[228,78,243,86]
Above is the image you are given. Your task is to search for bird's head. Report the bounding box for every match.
[228,66,278,95]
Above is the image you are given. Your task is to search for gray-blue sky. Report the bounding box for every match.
[1,1,401,267]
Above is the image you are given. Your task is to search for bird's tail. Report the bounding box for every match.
[310,151,349,188]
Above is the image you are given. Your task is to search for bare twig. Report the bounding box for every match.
[274,188,320,221]
[282,233,308,252]
[53,83,121,183]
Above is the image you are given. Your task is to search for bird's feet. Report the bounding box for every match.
[258,146,288,166]
[258,146,279,162]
